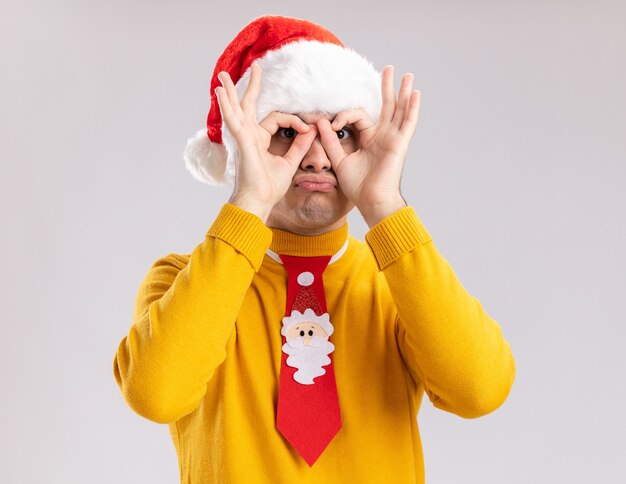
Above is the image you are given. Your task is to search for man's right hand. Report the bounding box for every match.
[215,64,318,222]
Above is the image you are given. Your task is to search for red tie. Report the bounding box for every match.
[276,254,342,466]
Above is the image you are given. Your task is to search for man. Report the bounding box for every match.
[113,15,515,483]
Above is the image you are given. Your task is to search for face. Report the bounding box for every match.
[285,321,328,346]
[266,113,359,235]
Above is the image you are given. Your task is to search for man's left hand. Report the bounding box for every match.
[318,65,421,228]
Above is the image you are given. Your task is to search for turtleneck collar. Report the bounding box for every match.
[268,223,349,257]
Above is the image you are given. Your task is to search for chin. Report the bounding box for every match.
[269,193,353,234]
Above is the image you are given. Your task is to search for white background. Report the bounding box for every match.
[2,0,625,482]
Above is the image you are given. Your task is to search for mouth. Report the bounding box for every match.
[294,176,337,193]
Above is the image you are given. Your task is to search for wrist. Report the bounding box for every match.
[228,194,273,223]
[358,195,407,228]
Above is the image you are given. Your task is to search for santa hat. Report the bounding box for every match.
[184,15,382,185]
[281,268,334,337]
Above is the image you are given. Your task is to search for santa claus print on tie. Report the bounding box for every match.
[281,309,335,385]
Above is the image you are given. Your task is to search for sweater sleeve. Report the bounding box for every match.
[113,203,272,424]
[365,207,515,418]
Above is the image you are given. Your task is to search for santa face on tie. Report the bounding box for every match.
[281,308,335,385]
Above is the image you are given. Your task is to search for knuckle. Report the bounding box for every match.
[287,114,303,124]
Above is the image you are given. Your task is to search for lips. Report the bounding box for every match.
[294,176,337,192]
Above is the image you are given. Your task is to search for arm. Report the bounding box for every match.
[319,66,514,417]
[113,204,271,423]
[114,65,316,424]
[366,207,515,418]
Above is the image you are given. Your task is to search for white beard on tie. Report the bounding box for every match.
[283,336,335,385]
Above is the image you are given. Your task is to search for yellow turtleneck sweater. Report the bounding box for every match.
[113,203,515,483]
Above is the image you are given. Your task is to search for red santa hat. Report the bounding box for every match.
[184,15,382,185]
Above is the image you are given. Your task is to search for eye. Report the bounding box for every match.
[336,127,352,140]
[279,127,297,139]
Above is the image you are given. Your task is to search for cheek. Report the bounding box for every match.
[312,325,328,338]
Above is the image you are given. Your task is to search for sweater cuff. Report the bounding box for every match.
[365,206,433,270]
[206,203,272,271]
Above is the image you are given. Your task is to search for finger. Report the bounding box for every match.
[392,73,414,127]
[318,118,347,164]
[216,86,245,139]
[259,112,310,135]
[379,65,396,123]
[331,108,375,132]
[401,90,422,134]
[240,63,261,115]
[283,124,318,166]
[215,86,235,126]
[217,71,243,116]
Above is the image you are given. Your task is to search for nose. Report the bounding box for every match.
[299,137,331,172]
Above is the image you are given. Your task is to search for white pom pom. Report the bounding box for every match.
[183,129,231,186]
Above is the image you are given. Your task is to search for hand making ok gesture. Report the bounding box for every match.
[214,63,319,222]
[317,66,422,227]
